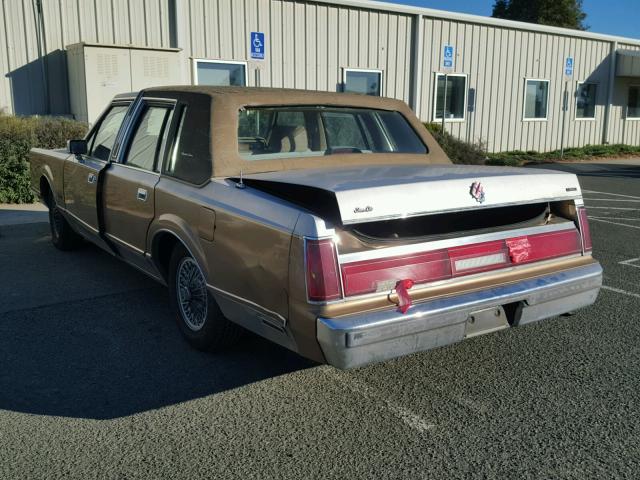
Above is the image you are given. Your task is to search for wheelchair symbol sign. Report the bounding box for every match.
[443,45,454,70]
[565,57,574,77]
[250,32,265,60]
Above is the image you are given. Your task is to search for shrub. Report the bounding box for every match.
[0,115,87,203]
[487,144,640,166]
[425,123,488,165]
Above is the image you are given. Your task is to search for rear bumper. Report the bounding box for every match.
[317,262,602,369]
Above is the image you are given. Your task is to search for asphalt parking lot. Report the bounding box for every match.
[1,163,639,479]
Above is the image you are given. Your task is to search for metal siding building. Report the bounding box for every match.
[1,0,639,152]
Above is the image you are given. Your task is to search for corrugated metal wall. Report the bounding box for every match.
[183,0,414,103]
[0,0,171,115]
[0,0,638,151]
[609,43,640,147]
[419,17,614,152]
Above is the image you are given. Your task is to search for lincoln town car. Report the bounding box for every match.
[29,87,602,369]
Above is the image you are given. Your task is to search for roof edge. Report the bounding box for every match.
[311,0,640,46]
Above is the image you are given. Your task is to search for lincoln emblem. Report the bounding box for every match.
[470,181,486,203]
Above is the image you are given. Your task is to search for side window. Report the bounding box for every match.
[163,106,212,185]
[90,105,128,161]
[125,105,173,171]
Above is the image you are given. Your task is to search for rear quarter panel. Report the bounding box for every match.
[151,178,301,340]
[29,148,70,206]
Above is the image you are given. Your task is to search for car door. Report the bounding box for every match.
[63,102,131,236]
[102,98,176,271]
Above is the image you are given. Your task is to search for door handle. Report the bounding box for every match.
[137,188,148,202]
[87,173,97,184]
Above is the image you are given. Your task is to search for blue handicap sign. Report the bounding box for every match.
[250,32,265,60]
[443,45,454,69]
[565,57,574,77]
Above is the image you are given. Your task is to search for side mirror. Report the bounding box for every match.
[67,139,87,155]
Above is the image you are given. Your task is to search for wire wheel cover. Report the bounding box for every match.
[177,257,208,331]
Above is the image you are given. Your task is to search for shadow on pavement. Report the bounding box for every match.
[0,223,314,420]
[0,207,49,228]
[525,162,640,179]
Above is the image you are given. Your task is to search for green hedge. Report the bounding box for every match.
[425,123,488,165]
[487,144,640,166]
[0,113,87,203]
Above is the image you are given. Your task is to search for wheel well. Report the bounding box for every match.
[39,177,53,207]
[152,232,180,281]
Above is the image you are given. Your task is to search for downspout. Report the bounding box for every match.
[168,0,190,84]
[602,41,618,144]
[32,0,50,114]
[410,13,424,119]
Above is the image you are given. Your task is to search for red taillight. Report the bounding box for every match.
[339,228,584,298]
[505,229,582,265]
[341,249,451,297]
[577,207,592,252]
[305,239,342,301]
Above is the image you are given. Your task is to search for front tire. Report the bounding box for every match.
[48,193,82,251]
[168,245,242,351]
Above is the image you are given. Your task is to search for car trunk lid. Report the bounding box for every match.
[241,164,582,225]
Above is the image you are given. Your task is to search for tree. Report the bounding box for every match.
[491,0,588,31]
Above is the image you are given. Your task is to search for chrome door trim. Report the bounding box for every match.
[57,205,99,234]
[105,232,145,255]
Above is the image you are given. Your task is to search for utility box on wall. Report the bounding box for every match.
[66,43,182,124]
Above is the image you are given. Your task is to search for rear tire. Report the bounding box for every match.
[168,245,243,351]
[48,193,82,251]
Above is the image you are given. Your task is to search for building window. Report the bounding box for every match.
[343,69,382,96]
[576,83,597,120]
[433,73,467,122]
[193,59,247,86]
[628,86,640,119]
[524,79,549,120]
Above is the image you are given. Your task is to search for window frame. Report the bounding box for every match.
[432,73,468,123]
[342,68,384,97]
[84,101,132,162]
[522,78,550,122]
[118,98,177,174]
[627,85,640,121]
[191,58,248,86]
[575,81,598,122]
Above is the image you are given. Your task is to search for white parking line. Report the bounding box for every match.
[589,218,640,230]
[589,216,640,221]
[325,368,436,434]
[602,285,640,299]
[586,206,638,211]
[619,258,640,269]
[583,190,640,200]
[582,198,640,202]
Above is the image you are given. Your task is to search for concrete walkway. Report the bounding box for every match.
[0,203,48,226]
[559,156,640,166]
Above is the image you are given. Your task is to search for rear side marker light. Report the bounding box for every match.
[577,207,593,252]
[305,238,342,301]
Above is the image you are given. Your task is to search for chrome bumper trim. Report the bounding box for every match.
[317,262,603,369]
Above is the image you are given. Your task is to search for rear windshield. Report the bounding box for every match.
[237,106,427,160]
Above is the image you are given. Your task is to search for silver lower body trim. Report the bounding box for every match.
[317,262,603,370]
